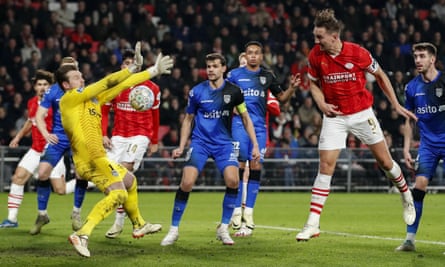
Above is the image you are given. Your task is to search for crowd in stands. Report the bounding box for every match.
[0,0,443,158]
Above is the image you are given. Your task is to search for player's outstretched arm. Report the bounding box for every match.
[237,103,260,162]
[147,53,174,78]
[172,113,194,159]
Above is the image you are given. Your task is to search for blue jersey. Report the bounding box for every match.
[405,71,445,148]
[40,83,66,137]
[186,80,244,145]
[227,66,283,129]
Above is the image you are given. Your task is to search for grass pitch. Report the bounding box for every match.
[0,191,444,266]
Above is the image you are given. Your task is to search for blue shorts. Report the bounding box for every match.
[416,144,445,180]
[184,139,239,174]
[40,134,71,167]
[232,122,267,163]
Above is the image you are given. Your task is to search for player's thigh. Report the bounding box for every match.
[232,126,250,161]
[39,141,69,177]
[213,142,239,175]
[416,145,442,181]
[349,108,384,146]
[184,140,210,173]
[15,149,40,183]
[318,115,348,150]
[109,135,149,171]
[76,157,127,192]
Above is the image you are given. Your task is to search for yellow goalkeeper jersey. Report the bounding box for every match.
[60,69,150,165]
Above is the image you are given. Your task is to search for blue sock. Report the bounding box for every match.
[74,179,88,209]
[37,180,51,211]
[222,187,238,224]
[407,189,425,234]
[171,188,189,227]
[234,169,244,208]
[245,170,261,208]
[407,200,423,233]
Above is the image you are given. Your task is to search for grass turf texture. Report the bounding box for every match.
[0,192,444,266]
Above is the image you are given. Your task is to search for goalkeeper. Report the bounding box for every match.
[60,42,173,258]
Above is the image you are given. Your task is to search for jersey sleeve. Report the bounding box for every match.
[307,48,319,81]
[404,82,414,111]
[357,46,378,73]
[186,87,198,114]
[101,103,112,136]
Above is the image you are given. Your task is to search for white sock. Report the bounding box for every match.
[406,233,416,242]
[242,182,247,207]
[307,173,332,226]
[65,179,76,194]
[7,183,24,222]
[115,206,126,226]
[384,160,409,193]
[232,207,242,216]
[72,207,81,213]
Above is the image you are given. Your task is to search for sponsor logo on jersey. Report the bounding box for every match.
[322,72,357,83]
[243,88,266,97]
[416,105,444,114]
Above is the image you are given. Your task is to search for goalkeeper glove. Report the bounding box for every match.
[147,53,174,78]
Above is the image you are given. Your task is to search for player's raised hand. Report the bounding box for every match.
[148,53,174,78]
[134,41,143,69]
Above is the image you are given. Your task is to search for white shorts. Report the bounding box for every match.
[18,148,66,179]
[106,135,149,172]
[318,107,384,150]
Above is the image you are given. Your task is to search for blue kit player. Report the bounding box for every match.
[226,41,301,236]
[161,53,260,246]
[30,57,89,235]
[396,42,445,253]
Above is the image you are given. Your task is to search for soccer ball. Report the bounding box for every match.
[129,85,155,111]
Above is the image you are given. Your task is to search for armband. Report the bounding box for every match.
[236,102,247,114]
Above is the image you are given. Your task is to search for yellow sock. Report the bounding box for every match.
[124,179,146,229]
[77,189,127,236]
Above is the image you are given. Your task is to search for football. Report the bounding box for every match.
[129,85,155,111]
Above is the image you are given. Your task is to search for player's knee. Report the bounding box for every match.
[412,188,426,202]
[109,189,128,205]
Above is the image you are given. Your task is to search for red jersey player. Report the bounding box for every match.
[296,9,417,241]
[101,48,161,238]
[0,70,67,228]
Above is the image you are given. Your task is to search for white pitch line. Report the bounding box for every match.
[256,224,445,246]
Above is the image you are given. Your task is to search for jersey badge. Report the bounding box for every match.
[224,94,231,103]
[259,76,266,85]
[436,87,443,98]
[344,63,354,69]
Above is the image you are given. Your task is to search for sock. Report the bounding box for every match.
[242,181,247,208]
[73,179,88,210]
[406,189,426,241]
[234,168,244,209]
[123,179,145,228]
[114,205,126,227]
[307,173,332,226]
[65,179,76,194]
[383,160,409,193]
[245,170,261,208]
[36,179,51,213]
[7,183,24,222]
[171,188,190,227]
[77,189,126,236]
[222,187,238,224]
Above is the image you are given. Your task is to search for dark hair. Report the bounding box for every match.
[55,64,78,87]
[412,42,437,57]
[205,53,226,66]
[122,49,135,60]
[32,69,54,85]
[244,41,263,50]
[314,9,343,34]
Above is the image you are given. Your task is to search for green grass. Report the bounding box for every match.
[0,191,444,266]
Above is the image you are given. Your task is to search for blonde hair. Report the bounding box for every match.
[314,9,343,34]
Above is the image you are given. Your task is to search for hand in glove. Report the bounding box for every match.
[128,41,144,73]
[147,53,174,78]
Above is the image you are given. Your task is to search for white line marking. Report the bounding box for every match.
[256,225,445,246]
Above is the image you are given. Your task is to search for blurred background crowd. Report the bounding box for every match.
[0,0,442,156]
